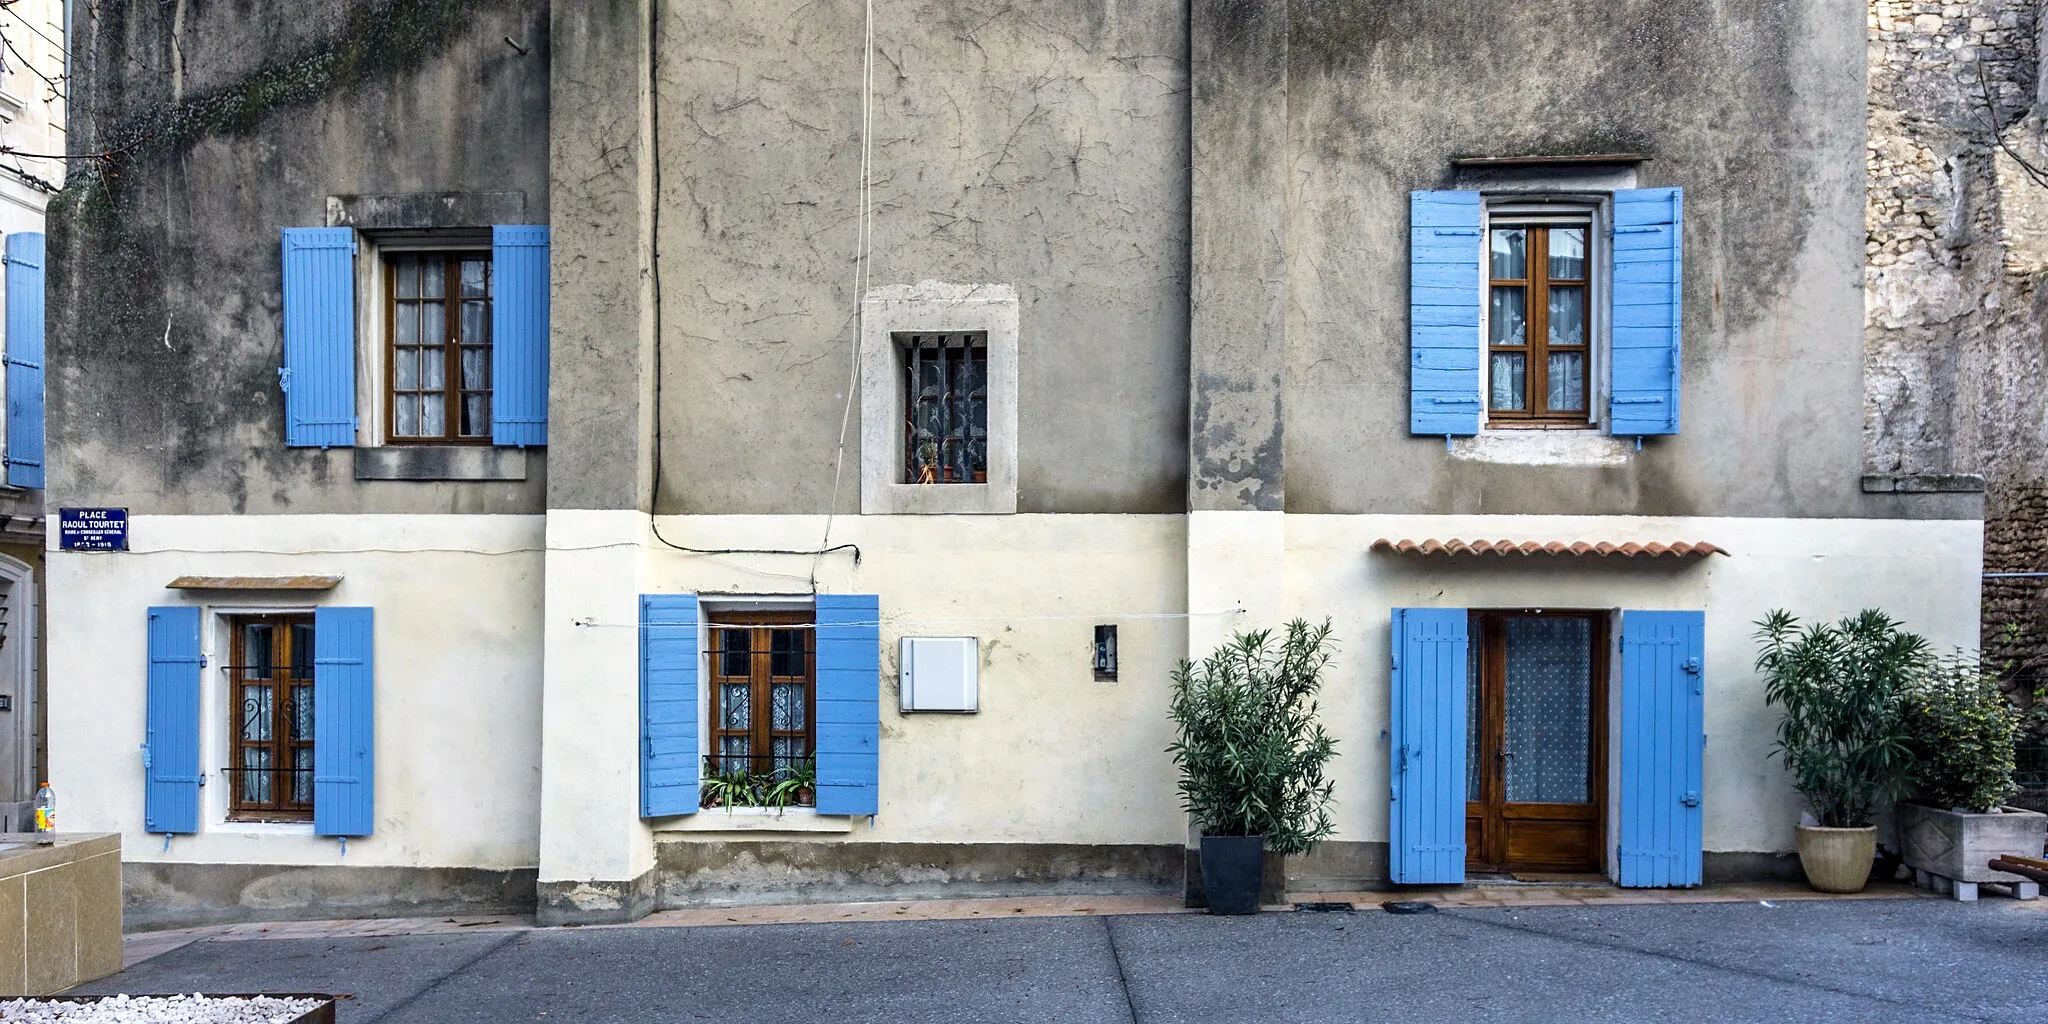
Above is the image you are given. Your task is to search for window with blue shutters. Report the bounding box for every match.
[144,606,203,835]
[281,228,359,448]
[1409,192,1484,437]
[1389,607,1469,884]
[313,607,375,837]
[492,226,550,447]
[281,225,551,450]
[640,594,701,818]
[1610,188,1684,435]
[5,232,44,488]
[1408,186,1684,439]
[814,594,881,816]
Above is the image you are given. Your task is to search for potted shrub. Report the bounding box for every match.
[1898,651,2047,890]
[1167,619,1338,915]
[1757,610,1926,893]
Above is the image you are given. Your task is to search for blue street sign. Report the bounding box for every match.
[59,507,128,551]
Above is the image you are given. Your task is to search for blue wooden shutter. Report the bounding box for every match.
[814,594,880,815]
[491,225,549,447]
[1618,610,1705,887]
[1610,188,1683,435]
[143,606,202,835]
[640,594,700,817]
[4,232,44,488]
[1410,191,1483,436]
[279,228,357,448]
[1389,608,1469,883]
[313,606,375,836]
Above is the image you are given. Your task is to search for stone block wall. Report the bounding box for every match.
[1868,1,2048,714]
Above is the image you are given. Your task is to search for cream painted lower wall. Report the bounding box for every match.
[47,509,1985,897]
[1287,514,1984,857]
[638,514,1195,849]
[636,512,1981,864]
[48,515,546,871]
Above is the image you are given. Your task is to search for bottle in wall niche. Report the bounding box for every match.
[32,782,53,833]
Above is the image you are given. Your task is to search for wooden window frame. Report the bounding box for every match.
[384,252,494,445]
[1485,221,1593,426]
[226,614,316,823]
[706,611,818,777]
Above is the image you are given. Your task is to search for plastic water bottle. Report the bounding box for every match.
[32,782,53,833]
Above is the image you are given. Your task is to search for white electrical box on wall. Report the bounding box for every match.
[899,637,979,713]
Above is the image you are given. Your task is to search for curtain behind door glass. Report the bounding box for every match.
[1503,617,1593,804]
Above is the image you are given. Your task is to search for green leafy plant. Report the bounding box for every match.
[1905,652,2023,812]
[763,760,818,811]
[1166,619,1339,855]
[1756,609,1929,828]
[699,767,761,811]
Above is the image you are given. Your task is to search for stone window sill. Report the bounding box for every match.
[354,446,530,482]
[1448,430,1633,467]
[658,808,855,834]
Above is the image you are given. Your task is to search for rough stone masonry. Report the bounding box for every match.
[1867,0,2048,709]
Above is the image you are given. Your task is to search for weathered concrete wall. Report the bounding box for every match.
[1280,0,1960,520]
[50,0,553,516]
[652,0,1190,516]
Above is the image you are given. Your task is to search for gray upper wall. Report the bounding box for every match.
[48,0,1979,523]
[650,0,1191,516]
[49,0,552,516]
[1272,0,1968,520]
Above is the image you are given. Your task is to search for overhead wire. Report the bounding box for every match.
[641,0,862,575]
[809,0,878,589]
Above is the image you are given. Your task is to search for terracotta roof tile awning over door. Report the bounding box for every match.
[1369,539,1725,559]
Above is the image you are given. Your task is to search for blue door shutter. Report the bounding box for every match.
[1610,188,1683,435]
[1410,191,1483,437]
[1618,610,1705,888]
[640,594,700,818]
[4,232,44,488]
[313,606,375,836]
[280,228,357,448]
[143,606,202,835]
[491,225,549,447]
[1389,608,1469,883]
[814,594,880,815]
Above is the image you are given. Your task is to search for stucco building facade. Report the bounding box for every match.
[49,0,1980,927]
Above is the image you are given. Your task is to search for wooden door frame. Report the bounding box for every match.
[1464,609,1610,873]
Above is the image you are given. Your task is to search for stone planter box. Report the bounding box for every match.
[1898,803,2048,884]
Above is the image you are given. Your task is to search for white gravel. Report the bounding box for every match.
[0,994,324,1023]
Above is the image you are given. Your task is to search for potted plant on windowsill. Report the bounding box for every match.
[764,760,818,812]
[1168,619,1339,915]
[1897,650,2047,892]
[1757,609,1926,893]
[700,767,761,811]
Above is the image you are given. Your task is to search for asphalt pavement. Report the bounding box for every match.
[74,898,2048,1023]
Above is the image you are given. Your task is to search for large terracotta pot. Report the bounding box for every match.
[1796,824,1877,893]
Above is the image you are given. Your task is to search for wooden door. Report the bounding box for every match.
[1465,611,1608,873]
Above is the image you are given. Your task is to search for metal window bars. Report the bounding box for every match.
[900,332,989,484]
[225,662,315,819]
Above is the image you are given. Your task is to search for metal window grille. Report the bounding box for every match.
[900,332,989,484]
